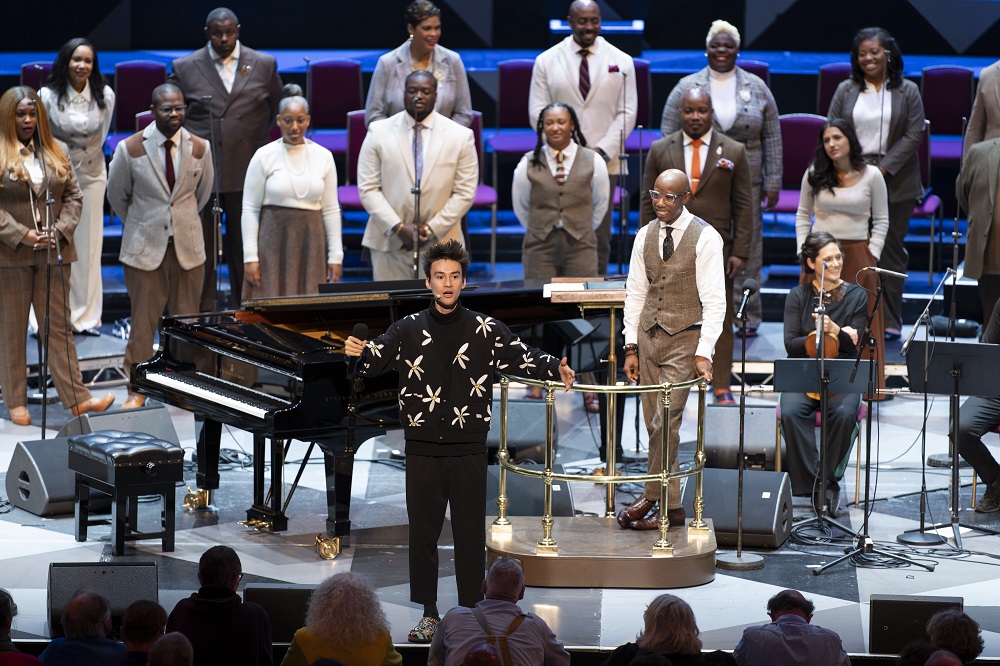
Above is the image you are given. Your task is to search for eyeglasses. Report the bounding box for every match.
[648,190,688,203]
[156,105,187,114]
[236,572,244,581]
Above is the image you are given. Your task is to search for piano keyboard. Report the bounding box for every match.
[143,371,289,420]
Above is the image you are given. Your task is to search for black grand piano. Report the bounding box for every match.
[131,279,585,540]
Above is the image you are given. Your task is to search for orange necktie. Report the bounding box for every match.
[690,138,702,193]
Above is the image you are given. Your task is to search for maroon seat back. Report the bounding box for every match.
[497,60,535,129]
[779,114,827,189]
[345,110,367,185]
[114,61,167,132]
[21,62,53,92]
[135,110,154,132]
[308,59,362,130]
[817,62,852,115]
[921,66,974,136]
[739,60,770,87]
[633,58,651,129]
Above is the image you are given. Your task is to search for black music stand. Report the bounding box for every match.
[774,358,870,537]
[906,340,1000,548]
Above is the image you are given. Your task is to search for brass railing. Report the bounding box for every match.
[493,375,710,555]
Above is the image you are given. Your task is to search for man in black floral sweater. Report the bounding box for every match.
[345,240,575,644]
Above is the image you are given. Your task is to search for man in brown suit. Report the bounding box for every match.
[107,84,214,408]
[640,87,753,404]
[168,7,282,309]
[957,137,1000,328]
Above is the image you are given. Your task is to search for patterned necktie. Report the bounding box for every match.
[413,123,424,184]
[578,49,590,100]
[662,226,674,261]
[164,139,175,192]
[554,150,566,185]
[690,138,703,193]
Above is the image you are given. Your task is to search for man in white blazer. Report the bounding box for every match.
[107,83,214,408]
[359,70,478,281]
[529,0,637,274]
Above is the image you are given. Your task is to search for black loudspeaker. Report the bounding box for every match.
[48,561,159,638]
[244,584,316,643]
[57,404,179,446]
[485,399,558,464]
[703,404,781,471]
[486,464,574,517]
[680,468,792,548]
[869,594,963,654]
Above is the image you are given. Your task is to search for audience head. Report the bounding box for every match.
[808,119,865,196]
[48,38,109,109]
[149,632,194,666]
[895,641,936,666]
[62,590,112,639]
[799,231,842,275]
[850,27,904,89]
[0,588,17,634]
[679,88,712,140]
[121,599,168,650]
[204,8,240,59]
[404,70,437,122]
[277,83,310,144]
[766,589,815,622]
[482,557,525,603]
[650,169,692,225]
[925,651,964,666]
[568,1,601,48]
[635,594,703,656]
[305,572,389,651]
[463,643,503,666]
[530,102,585,167]
[705,20,740,73]
[423,239,471,279]
[405,1,441,51]
[926,609,984,664]
[151,83,186,138]
[197,545,243,590]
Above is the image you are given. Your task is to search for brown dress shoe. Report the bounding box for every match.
[667,507,686,527]
[122,395,147,409]
[617,497,657,528]
[71,392,116,416]
[631,510,662,530]
[9,406,30,426]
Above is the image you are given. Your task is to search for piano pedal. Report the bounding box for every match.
[315,534,341,560]
[239,518,273,531]
[183,488,213,511]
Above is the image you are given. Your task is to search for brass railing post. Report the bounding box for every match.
[492,376,512,532]
[689,381,710,535]
[536,381,558,552]
[653,383,674,554]
[604,307,618,518]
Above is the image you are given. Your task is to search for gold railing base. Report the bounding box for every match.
[651,544,675,556]
[687,525,711,537]
[491,523,513,535]
[535,544,559,555]
[487,516,716,589]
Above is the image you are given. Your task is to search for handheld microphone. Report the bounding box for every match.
[201,95,212,102]
[735,278,759,321]
[348,323,369,376]
[862,266,908,279]
[303,56,311,65]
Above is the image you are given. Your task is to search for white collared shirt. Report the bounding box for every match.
[683,128,713,189]
[208,41,242,93]
[19,142,43,188]
[853,81,891,157]
[511,141,610,229]
[623,206,727,360]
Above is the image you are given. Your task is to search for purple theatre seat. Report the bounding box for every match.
[470,111,499,274]
[817,62,852,115]
[106,61,166,155]
[136,110,153,132]
[739,59,771,88]
[20,62,52,92]
[911,119,943,285]
[770,114,828,216]
[337,110,367,211]
[307,59,362,157]
[488,60,537,190]
[625,58,656,153]
[921,65,974,165]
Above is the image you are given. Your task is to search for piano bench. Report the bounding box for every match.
[68,430,185,556]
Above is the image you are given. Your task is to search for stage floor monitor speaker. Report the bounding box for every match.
[680,468,792,548]
[869,594,963,654]
[486,399,558,464]
[244,584,316,643]
[703,404,781,470]
[48,561,158,638]
[5,437,109,516]
[57,403,180,446]
[486,464,574,517]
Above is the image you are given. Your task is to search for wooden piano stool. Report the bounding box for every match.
[69,430,185,555]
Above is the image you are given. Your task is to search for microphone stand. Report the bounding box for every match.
[615,70,629,275]
[203,95,224,310]
[898,269,953,546]
[411,179,421,279]
[717,284,763,570]
[37,136,60,436]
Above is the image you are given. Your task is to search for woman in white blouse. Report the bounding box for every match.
[796,118,889,395]
[242,84,343,301]
[40,38,115,335]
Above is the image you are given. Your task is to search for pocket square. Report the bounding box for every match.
[716,158,734,171]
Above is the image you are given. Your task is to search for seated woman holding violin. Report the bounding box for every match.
[780,231,868,517]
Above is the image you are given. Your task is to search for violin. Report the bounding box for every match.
[804,326,840,401]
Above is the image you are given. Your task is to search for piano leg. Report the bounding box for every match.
[323,448,355,539]
[247,435,289,532]
[195,418,222,491]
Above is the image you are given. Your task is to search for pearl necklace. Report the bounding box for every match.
[281,141,311,200]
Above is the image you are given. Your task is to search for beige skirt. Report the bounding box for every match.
[242,205,327,301]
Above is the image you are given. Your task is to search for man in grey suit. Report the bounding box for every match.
[358,70,478,281]
[107,84,214,409]
[168,7,282,309]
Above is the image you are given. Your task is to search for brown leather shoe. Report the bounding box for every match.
[631,510,662,530]
[667,507,686,527]
[122,394,147,409]
[617,497,657,528]
[71,392,116,416]
[8,406,30,426]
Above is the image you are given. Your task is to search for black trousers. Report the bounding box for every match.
[956,396,1000,486]
[406,451,487,608]
[779,392,861,496]
[199,191,244,311]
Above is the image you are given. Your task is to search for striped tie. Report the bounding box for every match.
[554,150,566,185]
[662,226,674,261]
[690,138,703,193]
[579,49,590,100]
